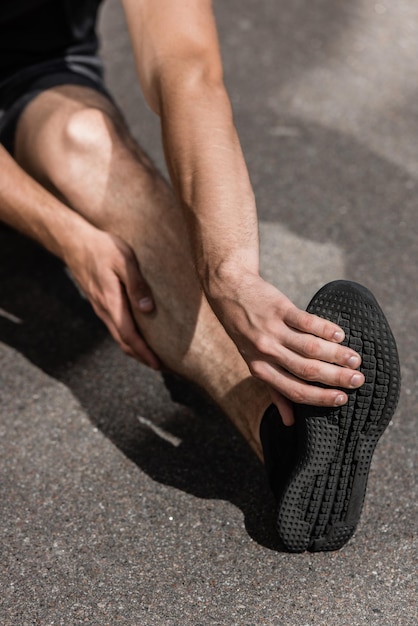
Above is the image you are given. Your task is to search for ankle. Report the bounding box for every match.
[219,377,271,462]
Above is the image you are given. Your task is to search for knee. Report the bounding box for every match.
[49,106,127,191]
[62,107,117,159]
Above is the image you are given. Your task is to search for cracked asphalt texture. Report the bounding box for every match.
[1,1,417,624]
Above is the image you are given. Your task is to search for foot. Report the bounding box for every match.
[264,281,401,552]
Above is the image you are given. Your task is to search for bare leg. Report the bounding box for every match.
[14,85,271,459]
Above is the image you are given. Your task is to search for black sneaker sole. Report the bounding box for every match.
[277,280,401,552]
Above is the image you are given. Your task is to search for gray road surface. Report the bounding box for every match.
[1,1,417,624]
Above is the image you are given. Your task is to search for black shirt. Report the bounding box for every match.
[0,0,103,82]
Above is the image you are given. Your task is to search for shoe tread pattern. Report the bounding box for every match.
[277,281,400,552]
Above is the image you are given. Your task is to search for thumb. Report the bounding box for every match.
[269,389,295,426]
[123,250,155,314]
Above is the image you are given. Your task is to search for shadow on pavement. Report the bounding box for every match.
[0,227,280,550]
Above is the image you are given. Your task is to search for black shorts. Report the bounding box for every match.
[0,54,112,155]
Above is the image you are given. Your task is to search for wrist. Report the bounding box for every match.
[59,213,97,266]
[201,252,260,298]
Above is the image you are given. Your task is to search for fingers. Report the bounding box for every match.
[248,299,366,405]
[281,330,362,372]
[284,328,360,367]
[67,228,159,367]
[285,307,346,344]
[278,346,365,389]
[249,326,364,408]
[118,311,160,368]
[92,274,161,369]
[99,304,161,369]
[251,360,351,407]
[282,304,362,369]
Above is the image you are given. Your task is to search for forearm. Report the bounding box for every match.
[0,145,91,261]
[158,73,259,291]
[122,0,259,290]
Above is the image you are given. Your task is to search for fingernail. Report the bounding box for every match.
[350,373,364,387]
[335,394,346,406]
[347,355,360,368]
[333,330,344,342]
[138,297,153,311]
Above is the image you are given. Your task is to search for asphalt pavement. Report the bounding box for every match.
[1,0,417,624]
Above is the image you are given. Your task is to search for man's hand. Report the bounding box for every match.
[207,272,365,423]
[65,225,160,369]
[0,146,158,368]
